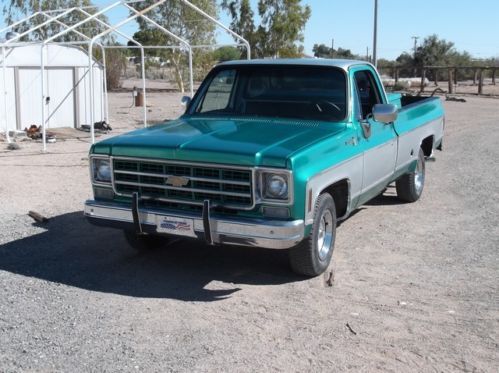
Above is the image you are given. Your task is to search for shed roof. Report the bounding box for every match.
[0,43,101,68]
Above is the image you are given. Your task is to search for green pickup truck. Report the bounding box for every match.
[84,59,444,276]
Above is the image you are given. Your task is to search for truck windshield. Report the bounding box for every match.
[190,65,347,122]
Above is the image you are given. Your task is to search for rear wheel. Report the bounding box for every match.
[289,193,337,276]
[123,230,170,252]
[396,147,425,202]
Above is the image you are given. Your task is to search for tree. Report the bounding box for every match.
[222,0,311,58]
[2,0,107,42]
[413,34,456,67]
[257,0,311,58]
[312,43,332,58]
[312,43,358,60]
[94,46,128,90]
[213,46,242,62]
[394,35,474,79]
[129,0,217,92]
[221,0,255,57]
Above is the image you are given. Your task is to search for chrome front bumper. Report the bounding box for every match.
[84,200,304,250]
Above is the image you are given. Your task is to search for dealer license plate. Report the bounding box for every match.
[156,216,196,238]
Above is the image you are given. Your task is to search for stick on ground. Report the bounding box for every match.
[28,211,50,223]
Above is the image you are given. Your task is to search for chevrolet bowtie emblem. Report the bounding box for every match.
[165,176,190,187]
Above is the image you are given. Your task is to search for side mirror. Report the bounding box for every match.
[181,96,191,106]
[372,104,398,124]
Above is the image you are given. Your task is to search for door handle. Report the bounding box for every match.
[360,120,371,138]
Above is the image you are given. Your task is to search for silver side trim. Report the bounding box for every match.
[305,154,363,225]
[84,200,304,250]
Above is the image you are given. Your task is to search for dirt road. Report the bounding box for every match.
[0,95,497,372]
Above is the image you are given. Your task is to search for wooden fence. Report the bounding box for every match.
[378,65,498,95]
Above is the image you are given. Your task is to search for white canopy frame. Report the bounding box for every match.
[0,0,250,152]
[1,4,149,150]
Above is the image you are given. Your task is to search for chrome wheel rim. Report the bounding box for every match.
[414,156,425,194]
[317,210,334,261]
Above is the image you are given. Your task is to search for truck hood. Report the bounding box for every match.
[95,117,346,168]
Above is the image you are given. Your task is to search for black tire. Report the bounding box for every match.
[396,147,426,202]
[289,193,337,277]
[123,230,170,252]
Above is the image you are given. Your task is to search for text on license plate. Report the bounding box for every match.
[156,216,196,238]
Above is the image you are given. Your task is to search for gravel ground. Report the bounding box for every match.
[0,93,498,372]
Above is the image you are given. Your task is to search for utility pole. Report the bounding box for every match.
[373,0,378,67]
[366,46,369,62]
[411,36,419,77]
[331,38,335,59]
[411,36,419,57]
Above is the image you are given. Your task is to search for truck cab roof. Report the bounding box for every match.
[218,58,374,72]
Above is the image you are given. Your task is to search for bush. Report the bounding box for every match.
[105,49,127,90]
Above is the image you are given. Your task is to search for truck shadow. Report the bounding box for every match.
[0,212,302,302]
[365,186,406,206]
[365,194,406,206]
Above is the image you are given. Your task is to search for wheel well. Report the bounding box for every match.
[321,179,349,219]
[421,136,434,157]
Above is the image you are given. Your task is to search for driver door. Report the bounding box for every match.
[351,67,398,202]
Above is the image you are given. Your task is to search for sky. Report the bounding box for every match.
[1,0,498,60]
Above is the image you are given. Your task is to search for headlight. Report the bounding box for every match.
[262,172,289,200]
[92,158,111,183]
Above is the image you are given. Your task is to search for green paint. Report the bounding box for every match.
[89,60,444,239]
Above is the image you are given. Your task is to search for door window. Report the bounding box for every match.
[354,70,382,119]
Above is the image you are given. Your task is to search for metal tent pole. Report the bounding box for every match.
[4,8,76,46]
[100,47,106,124]
[78,8,145,47]
[124,4,193,97]
[44,5,98,14]
[103,45,182,49]
[86,0,169,134]
[188,49,194,97]
[190,43,245,49]
[0,12,41,34]
[102,47,109,124]
[88,44,95,144]
[40,45,47,152]
[179,0,251,59]
[140,46,147,127]
[2,46,11,144]
[43,2,122,44]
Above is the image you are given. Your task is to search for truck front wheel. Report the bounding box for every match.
[123,230,170,252]
[396,147,426,202]
[289,193,337,276]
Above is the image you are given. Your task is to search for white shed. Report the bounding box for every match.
[1,44,104,132]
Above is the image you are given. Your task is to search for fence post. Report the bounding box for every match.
[448,68,454,94]
[478,69,484,95]
[473,69,478,85]
[454,68,458,85]
[492,68,496,85]
[420,68,426,92]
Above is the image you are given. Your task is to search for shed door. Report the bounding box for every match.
[18,68,75,129]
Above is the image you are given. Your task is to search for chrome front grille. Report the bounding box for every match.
[112,158,254,209]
